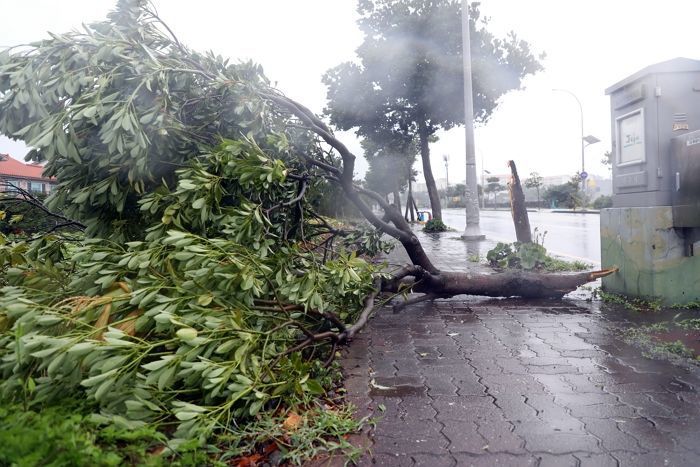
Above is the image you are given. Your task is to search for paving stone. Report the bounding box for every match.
[579,417,644,452]
[536,454,579,467]
[409,453,456,466]
[574,453,619,467]
[441,419,488,454]
[345,231,700,465]
[399,396,438,422]
[519,432,600,454]
[568,403,639,419]
[475,419,526,453]
[492,394,539,423]
[616,417,677,451]
[369,359,398,377]
[615,392,676,418]
[553,391,619,407]
[365,452,415,466]
[480,374,547,396]
[612,450,699,467]
[452,453,537,466]
[430,395,496,423]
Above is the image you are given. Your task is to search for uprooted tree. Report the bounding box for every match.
[0,0,614,450]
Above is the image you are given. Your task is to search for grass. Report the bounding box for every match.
[596,289,662,312]
[0,400,172,467]
[541,257,591,272]
[0,399,366,466]
[216,403,365,466]
[0,361,366,466]
[621,318,700,365]
[671,301,700,310]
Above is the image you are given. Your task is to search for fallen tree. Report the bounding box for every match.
[0,0,614,453]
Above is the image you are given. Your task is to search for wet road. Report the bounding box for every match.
[442,209,601,265]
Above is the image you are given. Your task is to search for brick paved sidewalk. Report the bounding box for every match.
[338,231,700,466]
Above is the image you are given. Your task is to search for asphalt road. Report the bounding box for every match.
[441,208,601,265]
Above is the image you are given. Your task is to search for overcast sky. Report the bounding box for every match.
[2,0,699,184]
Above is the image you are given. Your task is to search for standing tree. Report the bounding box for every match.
[361,132,417,213]
[324,0,543,222]
[524,171,544,210]
[484,176,503,207]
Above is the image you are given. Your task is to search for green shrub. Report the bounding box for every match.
[593,195,613,209]
[0,400,168,467]
[423,219,449,233]
[486,241,591,271]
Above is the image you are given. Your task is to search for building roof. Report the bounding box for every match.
[0,153,52,182]
[605,57,700,95]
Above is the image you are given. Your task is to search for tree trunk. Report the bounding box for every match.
[264,94,617,313]
[508,160,532,243]
[418,120,442,221]
[393,188,402,214]
[389,268,617,299]
[406,176,416,222]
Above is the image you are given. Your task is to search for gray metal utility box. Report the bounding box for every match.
[605,58,700,208]
[671,130,700,228]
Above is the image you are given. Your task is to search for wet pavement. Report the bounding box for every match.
[442,209,601,265]
[339,229,700,466]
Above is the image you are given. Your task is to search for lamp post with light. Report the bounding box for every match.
[552,89,600,188]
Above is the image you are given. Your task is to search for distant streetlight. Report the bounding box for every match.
[443,154,449,188]
[552,89,600,175]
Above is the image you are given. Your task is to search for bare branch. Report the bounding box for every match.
[0,182,86,230]
[339,278,382,342]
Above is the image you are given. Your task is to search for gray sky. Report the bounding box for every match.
[2,0,699,184]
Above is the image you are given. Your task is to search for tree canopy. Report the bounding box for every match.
[0,0,385,456]
[324,0,543,220]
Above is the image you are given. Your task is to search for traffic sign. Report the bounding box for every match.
[580,171,588,180]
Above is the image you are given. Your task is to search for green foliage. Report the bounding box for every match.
[597,290,662,312]
[325,1,543,133]
[541,257,591,272]
[324,0,543,217]
[422,219,449,233]
[593,195,613,209]
[671,301,700,310]
[543,174,586,210]
[361,129,417,202]
[524,172,543,208]
[0,1,377,459]
[0,399,170,467]
[486,241,591,271]
[217,403,364,465]
[484,176,504,206]
[621,321,698,364]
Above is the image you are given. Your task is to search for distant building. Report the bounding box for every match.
[0,154,55,194]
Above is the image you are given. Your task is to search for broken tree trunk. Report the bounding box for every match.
[264,93,617,307]
[508,160,532,243]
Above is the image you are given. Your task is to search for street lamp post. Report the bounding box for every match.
[461,0,484,240]
[553,88,600,191]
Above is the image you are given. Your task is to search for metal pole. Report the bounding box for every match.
[553,88,584,174]
[461,0,484,240]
